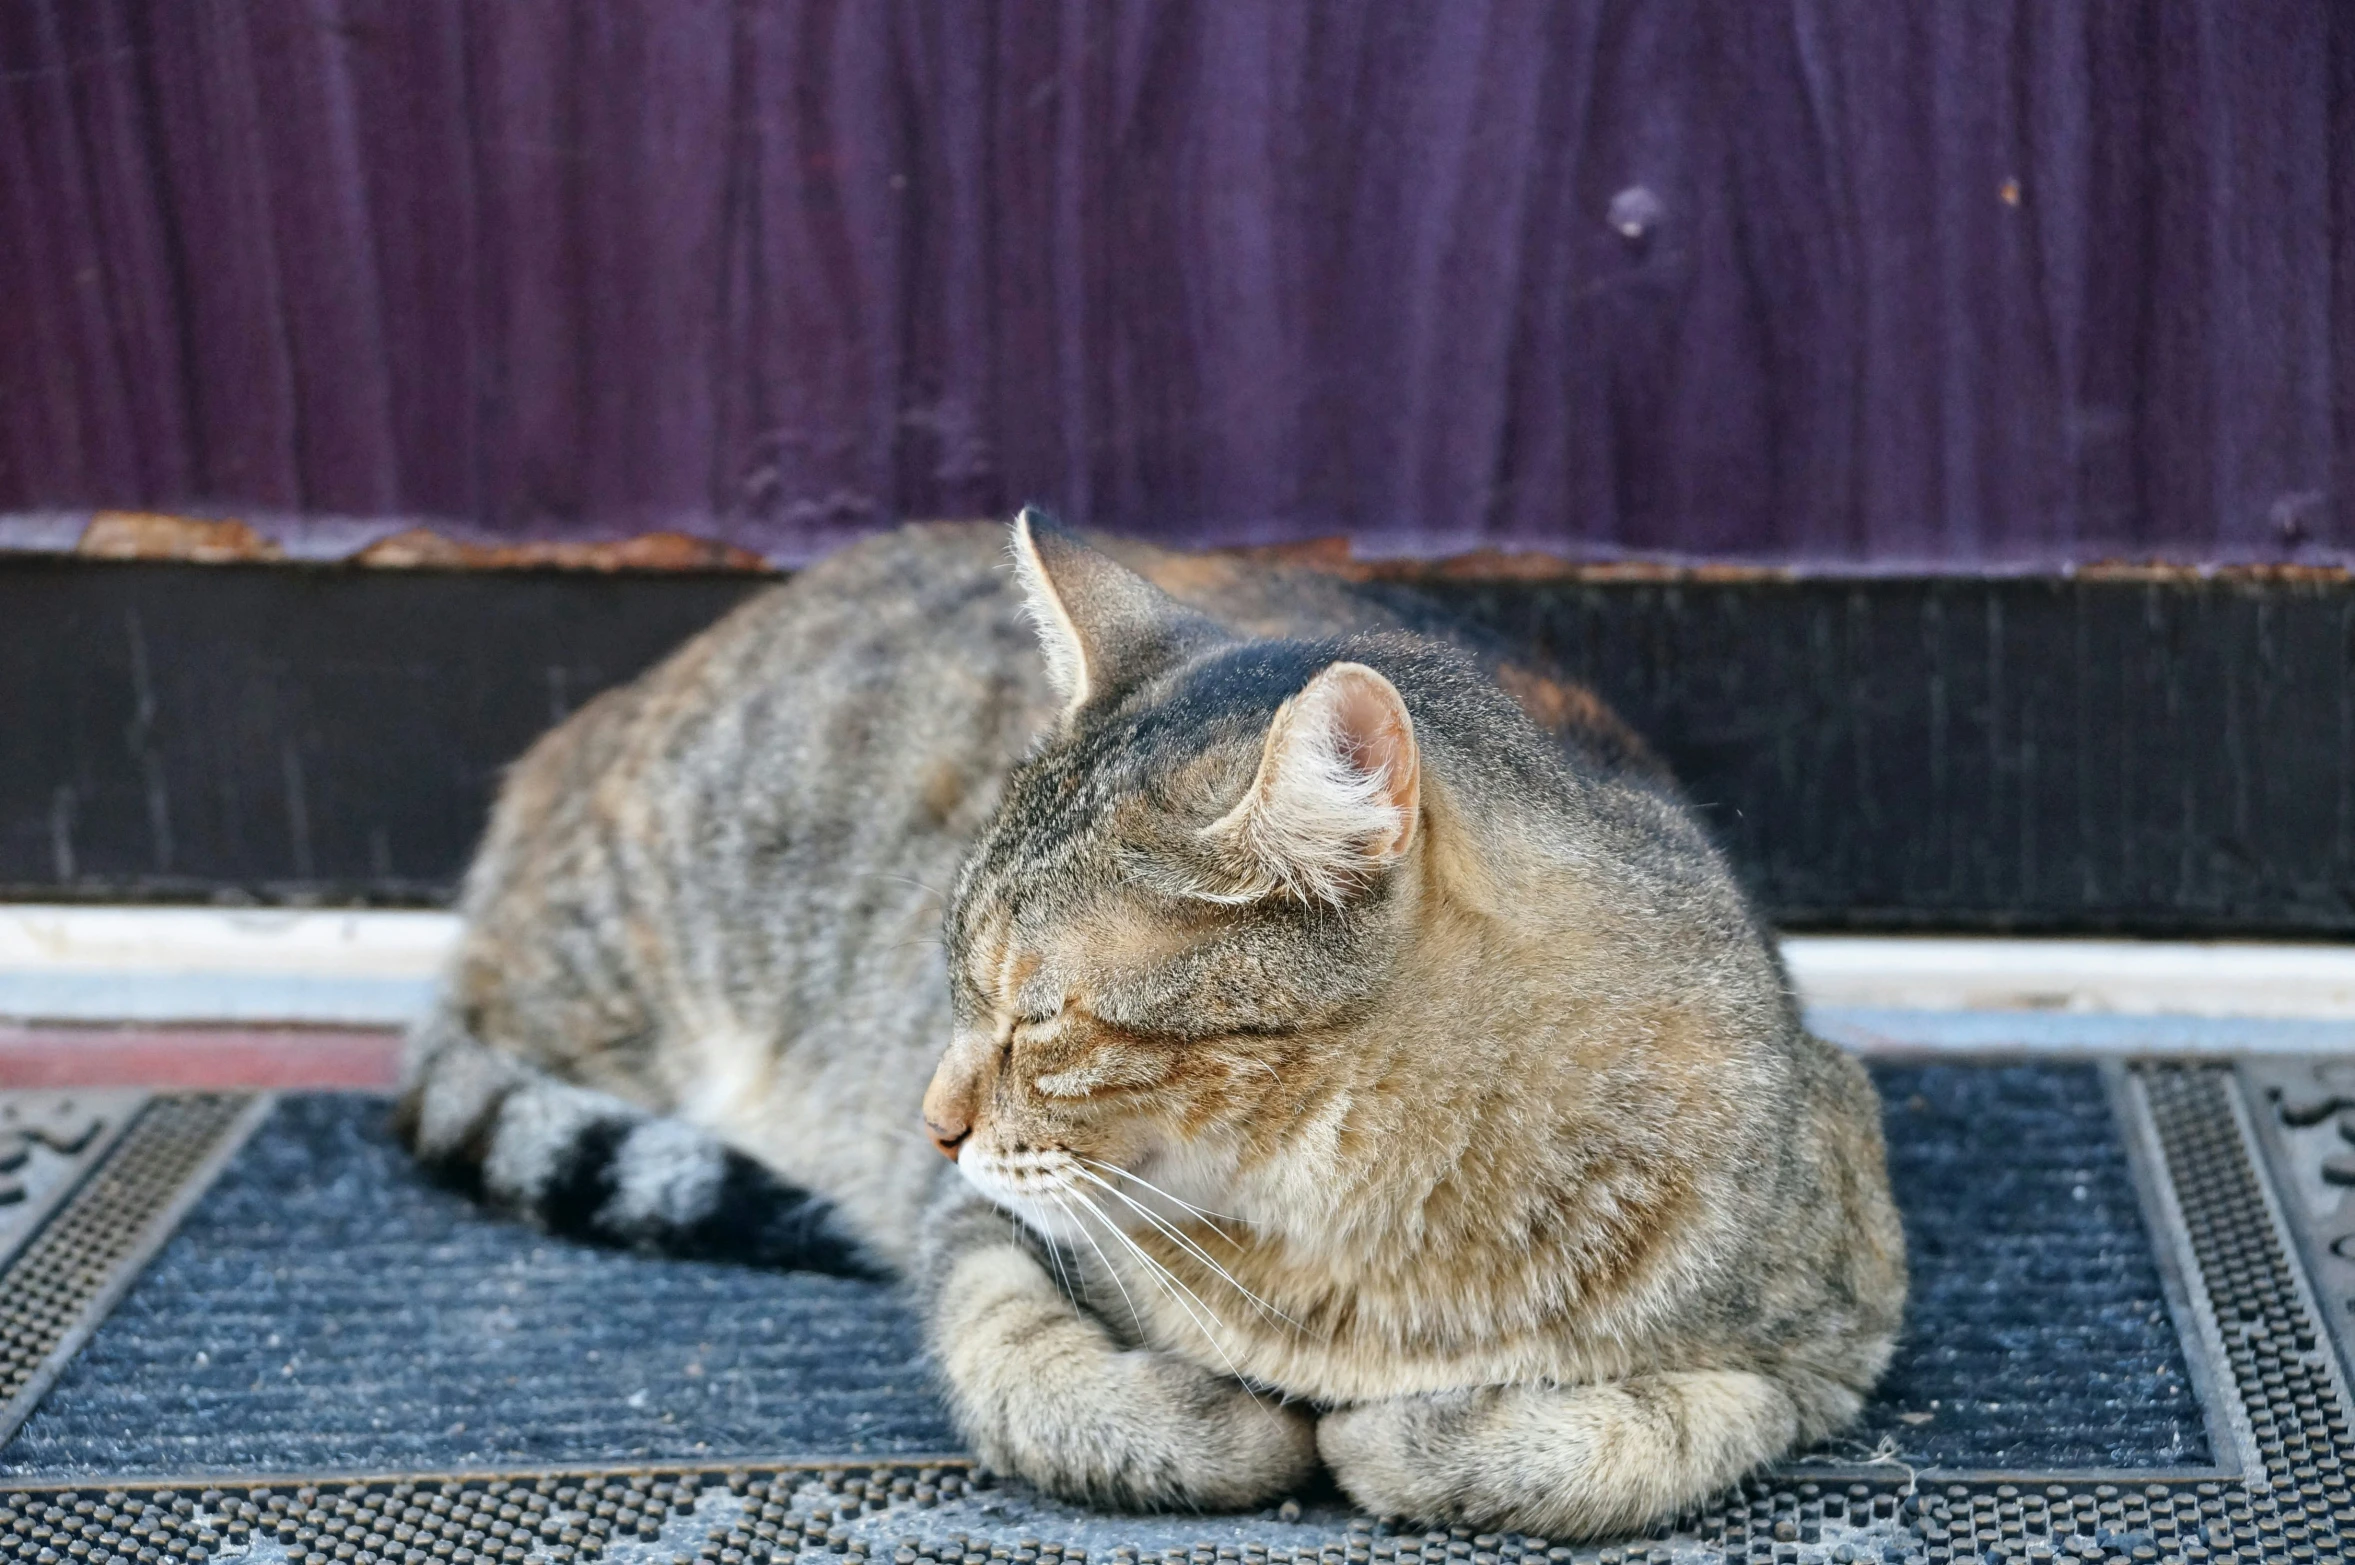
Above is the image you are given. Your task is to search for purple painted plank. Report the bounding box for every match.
[892,0,998,521]
[61,0,198,501]
[463,0,585,531]
[338,0,482,519]
[138,0,304,508]
[0,0,2346,566]
[571,1,733,531]
[253,0,402,514]
[26,0,149,501]
[2338,0,2355,544]
[0,1,87,505]
[2188,0,2332,554]
[983,0,1081,533]
[731,0,905,544]
[0,0,138,506]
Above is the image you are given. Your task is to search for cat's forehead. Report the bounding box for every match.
[947,869,1212,1009]
[955,707,1236,899]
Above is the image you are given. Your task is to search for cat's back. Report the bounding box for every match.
[477,520,1049,882]
[451,524,1054,1091]
[480,519,1657,905]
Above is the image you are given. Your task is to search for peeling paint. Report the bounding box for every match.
[78,512,284,563]
[352,527,775,574]
[3,511,2350,584]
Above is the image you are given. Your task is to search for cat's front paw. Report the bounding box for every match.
[930,1233,1315,1510]
[1316,1395,1473,1523]
[975,1346,1317,1511]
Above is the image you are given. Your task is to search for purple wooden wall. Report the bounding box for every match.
[2,0,2349,568]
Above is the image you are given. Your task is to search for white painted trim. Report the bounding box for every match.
[0,905,453,976]
[1808,1007,2355,1057]
[0,906,2350,1027]
[1781,935,2355,1020]
[0,905,452,1025]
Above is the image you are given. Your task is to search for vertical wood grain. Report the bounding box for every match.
[0,0,2344,565]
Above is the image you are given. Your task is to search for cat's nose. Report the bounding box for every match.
[926,1114,971,1161]
[918,1035,984,1157]
[921,1039,989,1160]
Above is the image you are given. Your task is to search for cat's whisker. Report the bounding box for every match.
[1050,1190,1149,1342]
[1033,1209,1078,1303]
[1067,1188,1228,1340]
[1067,1189,1275,1407]
[1107,1196,1302,1338]
[1070,1167,1256,1290]
[1070,1167,1304,1335]
[851,869,949,900]
[1070,1190,1229,1347]
[1073,1155,1247,1236]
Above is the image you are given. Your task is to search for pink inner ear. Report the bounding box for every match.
[1323,667,1420,851]
[1199,660,1425,902]
[1334,682,1403,779]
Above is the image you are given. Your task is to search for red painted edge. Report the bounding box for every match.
[0,1025,403,1090]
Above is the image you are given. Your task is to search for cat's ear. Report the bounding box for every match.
[1010,506,1216,720]
[1200,661,1421,904]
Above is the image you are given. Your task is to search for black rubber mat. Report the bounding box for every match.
[0,1064,2206,1480]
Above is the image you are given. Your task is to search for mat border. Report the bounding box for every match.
[0,1090,147,1273]
[0,1092,273,1446]
[2108,1063,2250,1484]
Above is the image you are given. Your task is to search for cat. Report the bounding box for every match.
[396,511,1906,1537]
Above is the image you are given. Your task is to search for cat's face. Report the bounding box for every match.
[922,512,1424,1244]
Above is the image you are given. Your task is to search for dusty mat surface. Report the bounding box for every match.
[0,1064,2205,1480]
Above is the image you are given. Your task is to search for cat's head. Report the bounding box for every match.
[925,510,1497,1244]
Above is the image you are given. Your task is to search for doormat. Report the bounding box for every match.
[2,1060,2350,1564]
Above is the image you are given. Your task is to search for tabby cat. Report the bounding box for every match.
[397,512,1905,1536]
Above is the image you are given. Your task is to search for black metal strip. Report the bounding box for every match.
[4,561,2350,935]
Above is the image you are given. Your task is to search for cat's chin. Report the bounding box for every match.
[951,1153,1097,1246]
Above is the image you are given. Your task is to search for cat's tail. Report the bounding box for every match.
[391,1008,877,1278]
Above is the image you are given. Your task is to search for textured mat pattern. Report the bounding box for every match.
[0,1064,2205,1479]
[0,1097,950,1478]
[1844,1063,2208,1469]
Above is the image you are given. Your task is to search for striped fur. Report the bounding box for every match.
[400,517,1903,1535]
[395,1012,873,1275]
